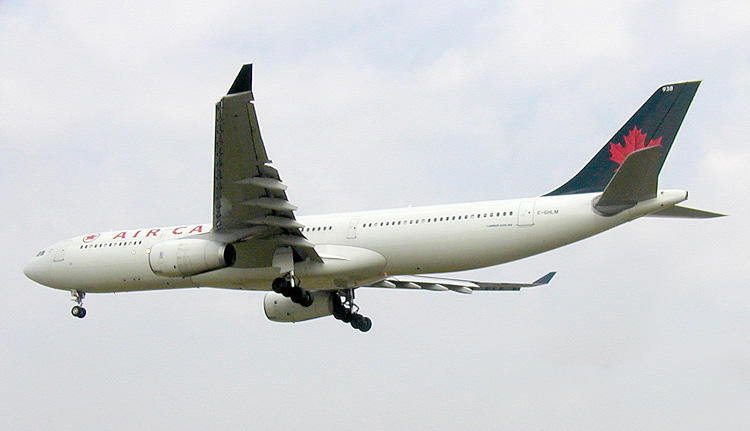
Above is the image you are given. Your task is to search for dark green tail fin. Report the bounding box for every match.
[545,81,700,196]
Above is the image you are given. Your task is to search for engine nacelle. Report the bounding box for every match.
[264,291,334,323]
[149,239,236,277]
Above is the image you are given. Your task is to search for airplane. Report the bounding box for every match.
[23,65,723,332]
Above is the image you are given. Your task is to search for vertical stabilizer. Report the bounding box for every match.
[545,81,700,196]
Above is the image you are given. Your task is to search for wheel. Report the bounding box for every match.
[341,310,354,323]
[289,286,303,302]
[272,277,286,293]
[331,295,345,319]
[359,317,372,332]
[350,313,365,329]
[71,305,86,318]
[298,291,314,308]
[332,304,346,320]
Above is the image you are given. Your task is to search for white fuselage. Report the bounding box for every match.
[23,190,688,293]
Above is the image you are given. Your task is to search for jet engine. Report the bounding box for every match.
[149,239,236,277]
[264,291,334,322]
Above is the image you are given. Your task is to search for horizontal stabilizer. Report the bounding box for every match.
[594,146,661,215]
[646,205,726,218]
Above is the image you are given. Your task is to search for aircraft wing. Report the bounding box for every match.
[211,64,321,265]
[367,272,556,294]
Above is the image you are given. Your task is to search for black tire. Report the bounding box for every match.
[332,305,346,320]
[289,286,303,302]
[359,317,372,332]
[341,311,354,323]
[351,313,365,329]
[71,306,86,318]
[272,278,286,293]
[299,292,314,308]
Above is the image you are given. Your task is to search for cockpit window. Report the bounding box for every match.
[36,250,45,257]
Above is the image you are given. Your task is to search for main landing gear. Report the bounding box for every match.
[332,289,372,332]
[70,290,86,318]
[272,273,314,307]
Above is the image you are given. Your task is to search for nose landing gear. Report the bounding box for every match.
[70,290,86,318]
[332,289,372,332]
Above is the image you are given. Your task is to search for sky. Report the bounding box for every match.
[1,1,748,429]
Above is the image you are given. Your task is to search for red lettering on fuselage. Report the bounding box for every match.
[189,225,204,234]
[107,225,207,240]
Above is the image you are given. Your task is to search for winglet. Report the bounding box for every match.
[227,64,253,95]
[533,271,556,285]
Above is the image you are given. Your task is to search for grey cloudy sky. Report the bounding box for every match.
[2,1,748,430]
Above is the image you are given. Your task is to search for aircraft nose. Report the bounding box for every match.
[24,258,41,283]
[24,254,50,286]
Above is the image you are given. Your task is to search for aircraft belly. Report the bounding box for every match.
[190,245,387,291]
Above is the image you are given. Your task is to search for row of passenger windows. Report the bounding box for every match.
[80,241,144,249]
[361,211,513,228]
[303,226,333,233]
[303,210,514,233]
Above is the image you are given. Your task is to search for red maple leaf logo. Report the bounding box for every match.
[608,126,662,170]
[83,233,100,243]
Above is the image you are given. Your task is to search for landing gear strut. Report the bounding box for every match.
[271,273,314,307]
[332,289,372,332]
[70,290,86,318]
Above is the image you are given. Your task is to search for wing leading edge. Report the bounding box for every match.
[368,272,557,294]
